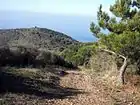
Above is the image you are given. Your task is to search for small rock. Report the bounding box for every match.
[128,102,134,105]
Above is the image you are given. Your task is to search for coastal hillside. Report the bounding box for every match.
[0,27,79,52]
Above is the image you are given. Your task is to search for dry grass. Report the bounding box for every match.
[82,66,140,105]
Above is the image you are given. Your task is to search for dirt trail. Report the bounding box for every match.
[2,69,137,105]
[48,70,113,105]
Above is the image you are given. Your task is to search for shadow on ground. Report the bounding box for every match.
[44,65,80,76]
[0,67,84,99]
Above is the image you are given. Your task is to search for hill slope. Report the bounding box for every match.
[0,27,79,52]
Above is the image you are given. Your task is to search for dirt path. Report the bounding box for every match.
[48,70,113,105]
[2,69,138,105]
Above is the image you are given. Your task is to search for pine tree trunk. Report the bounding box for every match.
[118,56,127,84]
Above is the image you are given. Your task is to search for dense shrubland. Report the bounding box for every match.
[0,46,74,68]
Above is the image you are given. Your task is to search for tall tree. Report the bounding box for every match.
[90,0,140,84]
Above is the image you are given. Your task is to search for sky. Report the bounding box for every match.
[0,0,115,42]
[1,0,114,16]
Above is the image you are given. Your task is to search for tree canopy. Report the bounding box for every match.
[90,0,140,61]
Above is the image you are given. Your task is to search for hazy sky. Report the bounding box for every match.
[1,0,114,16]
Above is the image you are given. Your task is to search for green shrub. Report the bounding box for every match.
[61,43,97,66]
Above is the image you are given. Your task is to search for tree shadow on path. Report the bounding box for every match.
[0,68,85,99]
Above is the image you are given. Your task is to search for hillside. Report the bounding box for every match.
[0,27,79,52]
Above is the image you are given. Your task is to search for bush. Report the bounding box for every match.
[61,43,96,66]
[0,46,75,68]
[89,50,117,72]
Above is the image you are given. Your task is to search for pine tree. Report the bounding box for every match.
[90,0,140,84]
